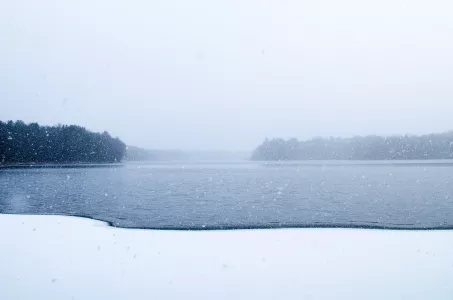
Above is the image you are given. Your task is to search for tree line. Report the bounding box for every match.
[251,133,453,160]
[0,120,126,164]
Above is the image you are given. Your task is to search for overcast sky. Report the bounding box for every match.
[1,0,453,150]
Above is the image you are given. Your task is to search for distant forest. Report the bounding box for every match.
[251,133,453,160]
[0,120,126,164]
[125,146,188,161]
[125,146,249,161]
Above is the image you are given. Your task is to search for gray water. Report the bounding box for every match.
[1,161,453,230]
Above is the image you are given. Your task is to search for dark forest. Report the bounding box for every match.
[0,120,126,164]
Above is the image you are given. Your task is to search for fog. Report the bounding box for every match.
[1,0,453,151]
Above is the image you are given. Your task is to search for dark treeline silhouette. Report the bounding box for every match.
[0,120,126,164]
[251,132,453,160]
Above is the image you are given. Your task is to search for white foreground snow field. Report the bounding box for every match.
[1,214,453,300]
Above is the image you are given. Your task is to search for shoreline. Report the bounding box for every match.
[3,159,453,169]
[0,163,124,169]
[2,212,453,231]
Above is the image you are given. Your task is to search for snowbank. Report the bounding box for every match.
[1,214,453,300]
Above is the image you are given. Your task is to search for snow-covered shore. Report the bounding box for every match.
[1,214,453,300]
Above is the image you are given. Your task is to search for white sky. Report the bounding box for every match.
[1,0,453,150]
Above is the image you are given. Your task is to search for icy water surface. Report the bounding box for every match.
[1,161,453,229]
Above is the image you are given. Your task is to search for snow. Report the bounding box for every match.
[1,214,453,300]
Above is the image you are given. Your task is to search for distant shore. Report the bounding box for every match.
[0,162,124,169]
[252,133,453,161]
